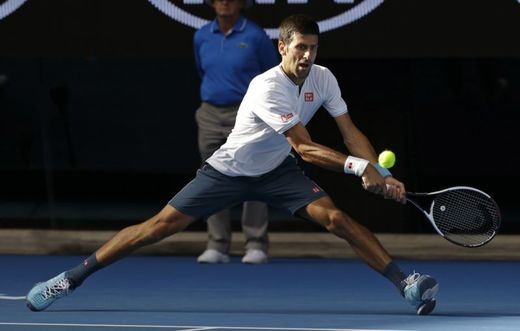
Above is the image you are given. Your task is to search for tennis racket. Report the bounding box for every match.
[405,186,501,248]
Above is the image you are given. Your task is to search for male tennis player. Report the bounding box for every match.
[26,14,438,315]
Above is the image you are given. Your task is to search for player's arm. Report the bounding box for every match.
[334,113,378,162]
[284,123,346,172]
[284,123,387,196]
[333,113,406,203]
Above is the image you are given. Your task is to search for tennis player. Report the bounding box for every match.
[26,14,438,315]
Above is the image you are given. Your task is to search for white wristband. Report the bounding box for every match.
[344,156,369,177]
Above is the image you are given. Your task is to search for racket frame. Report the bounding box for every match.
[406,186,500,248]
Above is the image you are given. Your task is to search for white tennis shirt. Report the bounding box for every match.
[207,64,348,176]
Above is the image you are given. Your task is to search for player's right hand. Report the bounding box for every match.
[361,165,387,196]
[384,179,406,204]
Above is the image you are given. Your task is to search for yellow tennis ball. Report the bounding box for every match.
[378,150,396,169]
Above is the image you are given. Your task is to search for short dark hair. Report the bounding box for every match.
[278,14,319,44]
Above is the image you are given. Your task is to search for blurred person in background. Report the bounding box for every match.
[193,0,279,264]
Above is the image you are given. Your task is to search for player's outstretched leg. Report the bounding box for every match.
[26,205,195,311]
[402,272,439,315]
[300,196,439,315]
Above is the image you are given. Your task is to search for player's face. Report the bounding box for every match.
[279,32,318,85]
[212,0,243,17]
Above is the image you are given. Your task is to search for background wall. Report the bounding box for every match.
[0,0,518,233]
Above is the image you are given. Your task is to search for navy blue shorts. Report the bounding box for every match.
[169,156,328,219]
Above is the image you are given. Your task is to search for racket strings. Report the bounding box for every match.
[432,189,500,247]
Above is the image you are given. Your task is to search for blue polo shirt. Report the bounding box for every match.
[194,16,279,106]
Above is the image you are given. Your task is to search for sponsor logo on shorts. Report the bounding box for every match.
[304,92,313,102]
[312,186,321,193]
[281,112,294,122]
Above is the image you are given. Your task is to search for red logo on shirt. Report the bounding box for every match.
[281,113,294,122]
[304,92,314,102]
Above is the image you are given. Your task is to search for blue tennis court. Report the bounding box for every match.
[1,255,518,331]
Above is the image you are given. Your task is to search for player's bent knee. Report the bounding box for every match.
[324,210,350,234]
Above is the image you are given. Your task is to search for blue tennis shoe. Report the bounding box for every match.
[402,272,439,315]
[26,272,74,311]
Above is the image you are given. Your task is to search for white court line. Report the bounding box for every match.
[0,294,26,300]
[0,323,415,331]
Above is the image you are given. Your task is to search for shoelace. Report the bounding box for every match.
[42,278,71,299]
[403,272,420,286]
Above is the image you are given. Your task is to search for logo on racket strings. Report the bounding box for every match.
[147,0,385,39]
